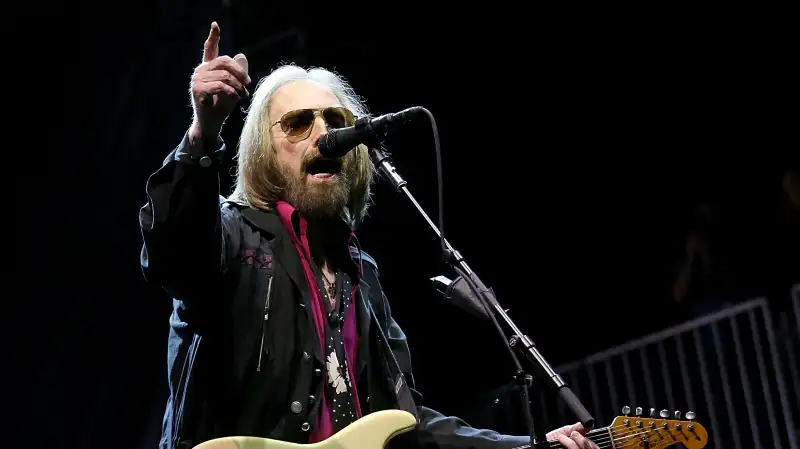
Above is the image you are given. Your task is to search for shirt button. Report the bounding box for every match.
[301,422,310,432]
[308,395,316,405]
[199,156,212,167]
[314,368,322,376]
[290,401,303,414]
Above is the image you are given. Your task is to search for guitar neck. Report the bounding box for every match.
[515,426,613,449]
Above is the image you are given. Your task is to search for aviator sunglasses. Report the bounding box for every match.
[271,107,356,143]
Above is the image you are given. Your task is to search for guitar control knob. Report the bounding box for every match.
[649,408,656,417]
[660,409,669,418]
[635,407,643,416]
[685,411,695,421]
[674,411,681,419]
[622,406,631,415]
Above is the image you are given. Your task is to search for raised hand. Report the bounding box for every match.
[189,22,251,143]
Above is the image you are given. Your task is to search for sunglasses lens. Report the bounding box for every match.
[279,107,356,143]
[281,109,316,139]
[323,107,355,129]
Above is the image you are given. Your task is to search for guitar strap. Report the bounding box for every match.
[356,260,420,424]
[366,296,420,422]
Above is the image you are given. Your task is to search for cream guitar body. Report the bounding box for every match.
[193,409,418,449]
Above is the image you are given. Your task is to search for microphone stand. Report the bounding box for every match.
[369,144,595,446]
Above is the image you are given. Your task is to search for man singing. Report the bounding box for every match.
[139,22,598,449]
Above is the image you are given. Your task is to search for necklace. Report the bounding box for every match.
[322,272,336,299]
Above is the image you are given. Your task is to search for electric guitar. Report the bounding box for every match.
[193,406,708,449]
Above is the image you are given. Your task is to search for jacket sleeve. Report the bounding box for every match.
[139,131,239,307]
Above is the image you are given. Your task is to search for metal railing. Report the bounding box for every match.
[536,286,800,449]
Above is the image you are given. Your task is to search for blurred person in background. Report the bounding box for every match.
[671,200,740,318]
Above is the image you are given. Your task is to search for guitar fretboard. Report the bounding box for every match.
[510,426,612,449]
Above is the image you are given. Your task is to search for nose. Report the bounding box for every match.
[310,115,329,147]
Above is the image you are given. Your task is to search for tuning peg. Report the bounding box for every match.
[622,406,631,416]
[659,409,669,418]
[685,411,696,432]
[649,408,656,417]
[674,411,681,419]
[635,406,642,416]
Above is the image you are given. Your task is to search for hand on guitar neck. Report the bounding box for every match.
[545,422,598,449]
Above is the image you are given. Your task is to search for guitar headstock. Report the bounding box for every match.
[607,405,708,449]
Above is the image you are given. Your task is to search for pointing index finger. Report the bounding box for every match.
[202,22,221,63]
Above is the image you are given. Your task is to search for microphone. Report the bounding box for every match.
[318,106,423,158]
[430,275,494,321]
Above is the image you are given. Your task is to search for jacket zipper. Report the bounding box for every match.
[257,275,274,372]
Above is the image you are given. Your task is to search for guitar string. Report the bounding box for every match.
[566,422,689,447]
[554,427,671,449]
[553,424,641,447]
[512,426,640,449]
[549,428,649,449]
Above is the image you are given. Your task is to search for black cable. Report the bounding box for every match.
[415,108,447,257]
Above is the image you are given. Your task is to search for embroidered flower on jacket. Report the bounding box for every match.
[326,351,347,394]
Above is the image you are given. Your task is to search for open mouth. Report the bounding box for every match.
[305,157,342,179]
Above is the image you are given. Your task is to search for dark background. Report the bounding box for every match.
[13,3,797,448]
